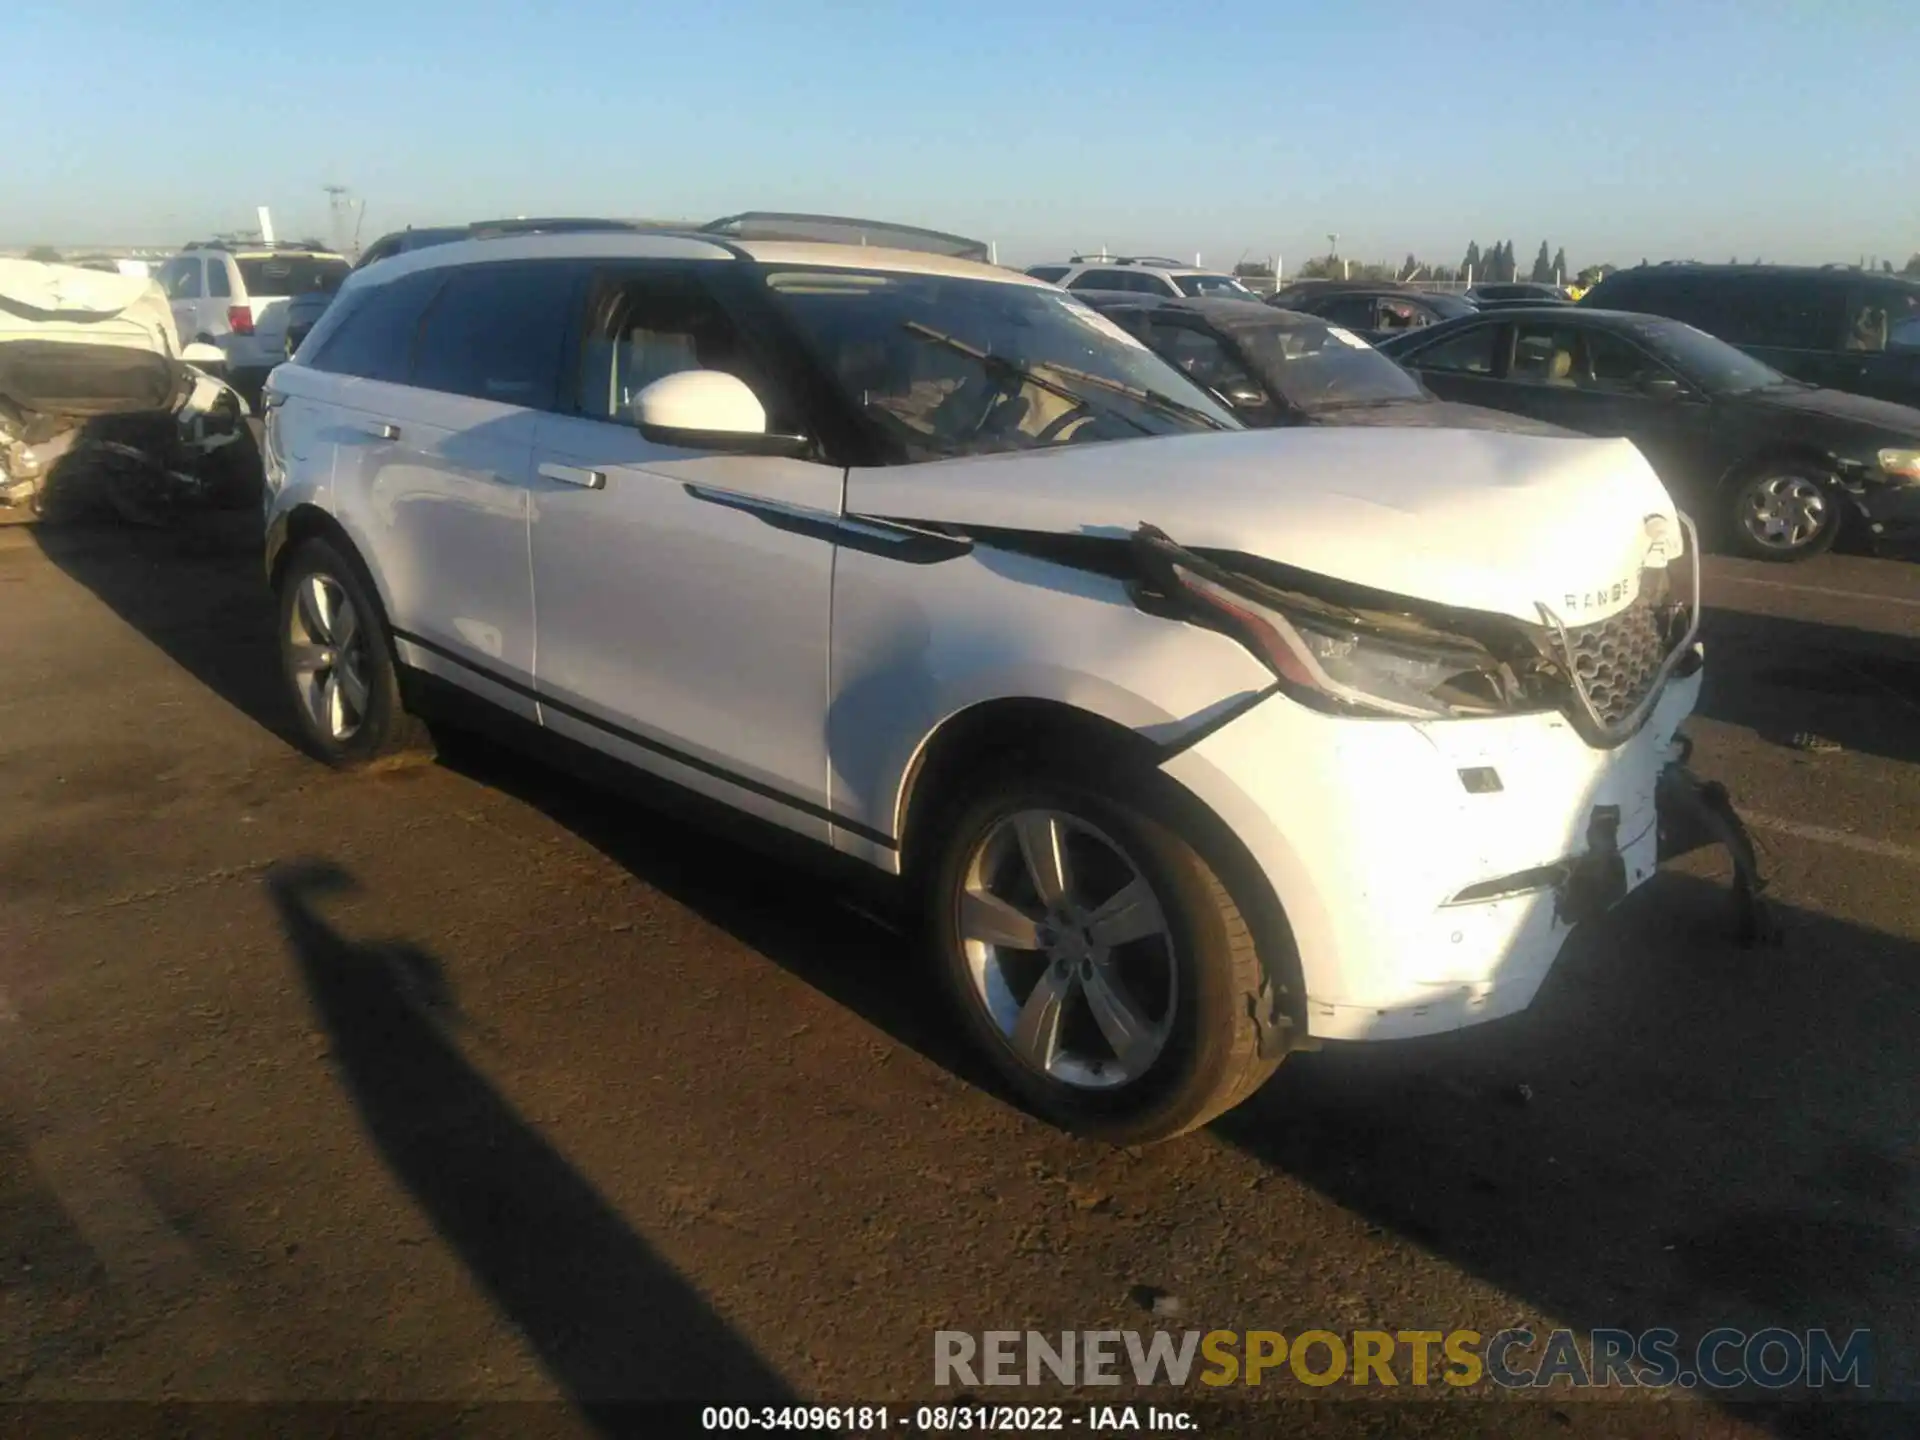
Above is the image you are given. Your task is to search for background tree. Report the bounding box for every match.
[25,245,61,263]
[1552,246,1568,281]
[1462,241,1482,281]
[1906,253,1920,276]
[1530,241,1553,283]
[1499,241,1517,281]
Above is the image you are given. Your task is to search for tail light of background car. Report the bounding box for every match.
[227,305,255,336]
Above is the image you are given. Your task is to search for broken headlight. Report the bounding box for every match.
[1152,561,1515,720]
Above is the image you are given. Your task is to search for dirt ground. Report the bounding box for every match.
[1,511,1917,1440]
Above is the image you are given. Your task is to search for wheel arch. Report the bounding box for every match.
[268,503,402,646]
[896,695,1309,1046]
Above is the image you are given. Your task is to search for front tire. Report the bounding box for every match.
[1727,463,1840,562]
[276,538,429,766]
[925,770,1283,1144]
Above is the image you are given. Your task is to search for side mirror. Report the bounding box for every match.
[1223,385,1267,410]
[633,370,810,457]
[1639,374,1685,401]
[181,341,227,371]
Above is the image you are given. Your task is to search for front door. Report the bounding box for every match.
[528,264,841,843]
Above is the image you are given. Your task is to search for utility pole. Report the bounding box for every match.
[323,184,357,259]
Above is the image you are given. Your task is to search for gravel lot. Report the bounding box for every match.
[1,510,1917,1440]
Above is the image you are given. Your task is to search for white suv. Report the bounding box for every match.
[155,243,350,393]
[1027,257,1258,300]
[262,225,1729,1142]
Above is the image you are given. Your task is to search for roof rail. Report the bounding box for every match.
[466,216,650,239]
[703,212,991,262]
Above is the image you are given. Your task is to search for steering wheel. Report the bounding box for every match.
[1036,405,1096,443]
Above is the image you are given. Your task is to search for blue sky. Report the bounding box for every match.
[7,0,1915,270]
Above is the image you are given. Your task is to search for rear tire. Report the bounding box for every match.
[924,767,1284,1144]
[1726,463,1840,562]
[276,538,431,767]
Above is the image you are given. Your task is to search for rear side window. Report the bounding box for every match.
[412,263,580,410]
[207,262,231,299]
[1716,278,1841,350]
[1312,294,1381,328]
[237,256,350,297]
[1405,324,1500,375]
[156,257,202,299]
[303,269,445,383]
[1026,265,1069,284]
[1068,269,1137,292]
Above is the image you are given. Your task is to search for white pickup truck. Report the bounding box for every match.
[153,244,349,398]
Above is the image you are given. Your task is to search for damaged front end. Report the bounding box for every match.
[0,340,249,525]
[1127,520,1771,945]
[1,260,251,525]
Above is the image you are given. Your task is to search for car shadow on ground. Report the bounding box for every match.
[1697,606,1920,766]
[1215,872,1920,1437]
[32,513,301,746]
[38,514,1919,1435]
[265,857,794,1421]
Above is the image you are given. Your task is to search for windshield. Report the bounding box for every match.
[1174,273,1255,298]
[1236,321,1426,408]
[761,269,1238,459]
[1640,320,1790,394]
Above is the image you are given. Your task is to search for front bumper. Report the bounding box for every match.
[1860,479,1920,540]
[1162,654,1706,1043]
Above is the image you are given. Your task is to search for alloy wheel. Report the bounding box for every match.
[956,809,1177,1090]
[1740,474,1828,552]
[288,573,371,742]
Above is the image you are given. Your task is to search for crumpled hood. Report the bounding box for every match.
[0,260,159,318]
[847,427,1681,624]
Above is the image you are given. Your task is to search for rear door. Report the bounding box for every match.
[1396,318,1514,409]
[154,255,209,343]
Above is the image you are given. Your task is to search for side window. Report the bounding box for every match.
[1509,322,1578,385]
[303,269,444,383]
[206,261,231,299]
[1571,327,1680,394]
[1026,265,1069,284]
[1375,298,1432,334]
[1146,320,1262,398]
[1315,294,1381,328]
[577,270,792,429]
[1406,324,1499,376]
[157,257,202,300]
[412,263,579,409]
[1723,278,1842,351]
[1067,269,1132,292]
[1635,278,1733,336]
[1845,286,1920,354]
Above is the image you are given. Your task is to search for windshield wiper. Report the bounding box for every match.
[901,322,1226,434]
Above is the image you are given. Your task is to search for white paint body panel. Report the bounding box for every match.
[264,234,1708,1055]
[528,418,842,841]
[845,427,1679,624]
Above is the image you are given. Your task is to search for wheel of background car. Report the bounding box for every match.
[276,539,431,766]
[924,768,1283,1144]
[1726,462,1840,563]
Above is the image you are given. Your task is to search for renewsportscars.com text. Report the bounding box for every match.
[934,1327,1874,1391]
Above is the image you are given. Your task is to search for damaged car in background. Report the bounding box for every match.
[1,259,258,524]
[262,228,1765,1144]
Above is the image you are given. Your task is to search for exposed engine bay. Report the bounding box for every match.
[0,260,256,525]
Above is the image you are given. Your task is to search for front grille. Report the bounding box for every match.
[1563,596,1670,726]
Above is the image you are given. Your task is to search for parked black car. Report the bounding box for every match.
[1268,284,1479,345]
[1467,282,1568,305]
[1080,293,1565,434]
[1579,264,1920,410]
[1379,306,1920,561]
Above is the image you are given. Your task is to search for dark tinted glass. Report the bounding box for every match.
[413,262,580,410]
[206,262,231,299]
[156,257,201,299]
[1026,266,1069,283]
[1068,269,1136,291]
[1314,294,1381,327]
[302,269,444,383]
[1405,323,1499,375]
[237,256,350,296]
[1716,277,1840,349]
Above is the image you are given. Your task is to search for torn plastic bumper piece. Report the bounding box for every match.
[1656,762,1776,946]
[1554,804,1628,927]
